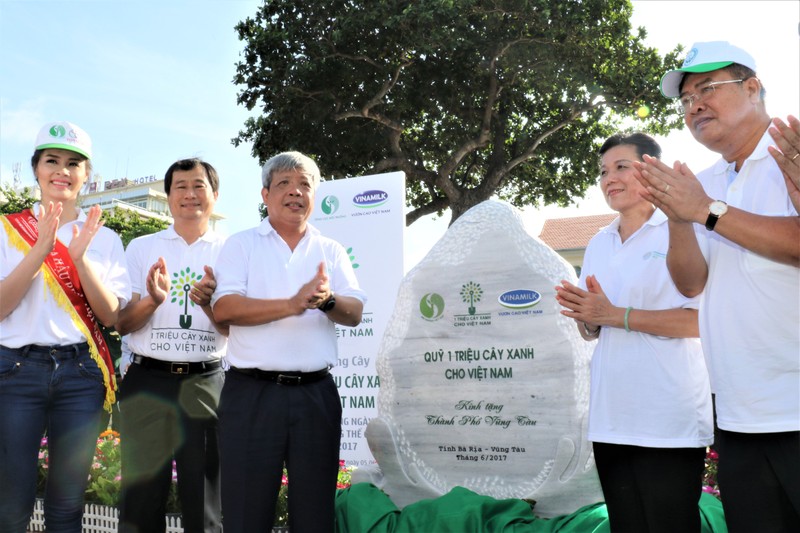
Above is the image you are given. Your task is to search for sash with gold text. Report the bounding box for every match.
[1,209,116,411]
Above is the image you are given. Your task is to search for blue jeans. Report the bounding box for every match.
[0,343,105,533]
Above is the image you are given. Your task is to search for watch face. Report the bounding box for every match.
[710,201,728,216]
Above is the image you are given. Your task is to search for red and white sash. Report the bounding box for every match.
[1,209,116,411]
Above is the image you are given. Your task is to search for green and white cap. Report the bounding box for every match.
[660,41,757,98]
[35,121,92,159]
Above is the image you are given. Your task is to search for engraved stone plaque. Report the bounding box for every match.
[355,200,603,517]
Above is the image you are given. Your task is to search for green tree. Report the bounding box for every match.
[0,184,37,215]
[100,207,169,248]
[234,0,683,225]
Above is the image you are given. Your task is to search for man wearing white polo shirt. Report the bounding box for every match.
[116,158,227,533]
[212,151,365,533]
[636,41,799,532]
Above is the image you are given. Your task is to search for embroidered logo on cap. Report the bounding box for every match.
[49,124,67,138]
[683,47,699,67]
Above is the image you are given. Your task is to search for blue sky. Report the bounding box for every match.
[1,1,798,270]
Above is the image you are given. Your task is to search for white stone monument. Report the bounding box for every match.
[353,200,603,517]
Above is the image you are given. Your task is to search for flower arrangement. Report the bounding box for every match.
[85,430,122,506]
[37,430,181,513]
[702,446,720,499]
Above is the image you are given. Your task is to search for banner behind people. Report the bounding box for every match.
[312,171,405,467]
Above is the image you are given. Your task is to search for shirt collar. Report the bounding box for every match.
[711,126,772,176]
[258,218,321,238]
[159,224,217,243]
[600,208,665,234]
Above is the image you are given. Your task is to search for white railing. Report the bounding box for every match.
[28,499,183,533]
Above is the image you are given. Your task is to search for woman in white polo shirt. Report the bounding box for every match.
[0,122,130,533]
[555,133,712,533]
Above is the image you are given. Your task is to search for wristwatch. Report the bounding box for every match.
[705,200,728,231]
[320,294,336,312]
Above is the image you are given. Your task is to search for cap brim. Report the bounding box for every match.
[36,142,91,160]
[660,60,734,98]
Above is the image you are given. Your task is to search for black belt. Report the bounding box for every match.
[133,354,221,375]
[230,366,330,385]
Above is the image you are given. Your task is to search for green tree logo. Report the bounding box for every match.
[460,282,483,316]
[321,195,340,215]
[49,125,66,138]
[171,267,201,329]
[420,293,445,321]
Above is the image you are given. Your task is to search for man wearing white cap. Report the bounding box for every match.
[635,41,799,532]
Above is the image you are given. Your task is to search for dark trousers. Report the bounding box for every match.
[593,442,706,533]
[118,364,223,533]
[219,369,342,533]
[716,429,800,533]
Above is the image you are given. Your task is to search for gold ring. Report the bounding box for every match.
[664,184,670,193]
[792,153,800,161]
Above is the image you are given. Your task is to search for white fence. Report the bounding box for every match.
[28,499,183,533]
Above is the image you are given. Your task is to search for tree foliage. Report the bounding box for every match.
[234,0,684,225]
[100,207,169,248]
[0,185,38,215]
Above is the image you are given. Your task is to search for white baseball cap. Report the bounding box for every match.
[660,41,757,98]
[35,121,92,159]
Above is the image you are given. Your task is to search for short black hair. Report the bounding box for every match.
[599,132,662,161]
[164,158,220,194]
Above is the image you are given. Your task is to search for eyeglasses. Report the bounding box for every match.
[678,79,744,113]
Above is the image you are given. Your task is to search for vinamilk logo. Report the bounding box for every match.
[353,190,388,208]
[498,289,541,309]
[420,293,445,321]
[321,195,340,215]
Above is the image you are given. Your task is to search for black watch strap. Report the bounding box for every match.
[705,200,728,231]
[320,294,336,312]
[704,213,720,231]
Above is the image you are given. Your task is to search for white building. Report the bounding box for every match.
[79,173,225,230]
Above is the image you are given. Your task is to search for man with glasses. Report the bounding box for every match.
[635,41,799,532]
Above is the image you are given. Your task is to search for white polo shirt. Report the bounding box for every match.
[212,219,367,372]
[0,205,131,347]
[695,129,800,433]
[124,225,227,362]
[580,210,713,448]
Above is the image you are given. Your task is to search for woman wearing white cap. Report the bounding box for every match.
[0,122,131,532]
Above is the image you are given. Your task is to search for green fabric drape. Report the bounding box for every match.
[335,483,728,532]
